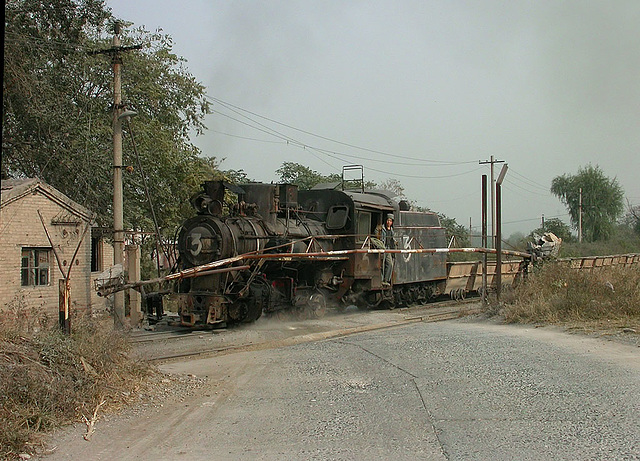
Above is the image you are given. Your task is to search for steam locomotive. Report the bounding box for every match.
[173,177,449,327]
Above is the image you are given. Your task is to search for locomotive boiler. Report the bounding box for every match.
[173,179,449,327]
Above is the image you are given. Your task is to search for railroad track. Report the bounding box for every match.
[139,298,482,363]
[129,326,221,344]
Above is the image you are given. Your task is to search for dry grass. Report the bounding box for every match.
[0,312,152,459]
[501,263,640,332]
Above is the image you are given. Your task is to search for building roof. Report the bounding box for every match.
[1,178,95,223]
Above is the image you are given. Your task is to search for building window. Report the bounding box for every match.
[21,248,51,286]
[91,236,103,272]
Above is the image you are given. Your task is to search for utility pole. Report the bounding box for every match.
[541,214,545,231]
[481,175,488,304]
[479,156,505,248]
[578,187,583,243]
[90,22,141,329]
[112,23,125,328]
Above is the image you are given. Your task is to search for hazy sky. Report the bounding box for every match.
[106,0,640,237]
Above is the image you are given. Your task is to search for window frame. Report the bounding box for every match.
[20,247,52,287]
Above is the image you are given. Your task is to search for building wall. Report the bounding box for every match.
[0,191,93,318]
[90,238,114,312]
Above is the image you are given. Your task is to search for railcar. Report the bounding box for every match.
[173,179,449,327]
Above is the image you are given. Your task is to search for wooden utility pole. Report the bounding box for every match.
[479,156,505,248]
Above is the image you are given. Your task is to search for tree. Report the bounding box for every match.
[376,178,405,198]
[275,162,341,190]
[438,214,470,247]
[528,217,575,243]
[550,165,624,242]
[623,201,640,236]
[3,0,213,235]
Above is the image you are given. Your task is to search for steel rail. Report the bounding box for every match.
[143,301,482,363]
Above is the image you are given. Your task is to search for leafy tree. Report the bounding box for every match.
[276,162,341,190]
[219,168,252,185]
[623,202,640,236]
[3,0,213,235]
[438,214,470,247]
[527,217,575,243]
[550,165,624,242]
[376,178,405,197]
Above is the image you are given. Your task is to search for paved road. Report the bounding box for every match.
[44,318,640,460]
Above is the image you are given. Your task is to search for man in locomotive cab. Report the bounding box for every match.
[379,213,396,286]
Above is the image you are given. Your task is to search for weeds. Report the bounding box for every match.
[502,263,640,330]
[0,312,151,459]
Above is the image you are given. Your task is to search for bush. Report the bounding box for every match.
[0,314,151,458]
[502,263,640,329]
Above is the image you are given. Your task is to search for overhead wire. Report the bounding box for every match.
[502,177,552,198]
[209,96,476,166]
[507,168,552,192]
[211,130,286,144]
[210,98,483,180]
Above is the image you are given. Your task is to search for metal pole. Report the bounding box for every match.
[496,182,502,300]
[59,279,71,335]
[112,22,126,329]
[490,155,495,248]
[481,174,488,304]
[495,164,509,301]
[479,157,504,248]
[578,187,583,243]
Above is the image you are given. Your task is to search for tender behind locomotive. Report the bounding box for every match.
[174,180,448,327]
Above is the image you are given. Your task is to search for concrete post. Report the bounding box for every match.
[112,23,125,329]
[126,244,142,326]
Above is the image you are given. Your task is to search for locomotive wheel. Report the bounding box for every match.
[308,293,327,318]
[417,286,428,304]
[364,291,382,309]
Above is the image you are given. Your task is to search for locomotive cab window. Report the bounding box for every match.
[356,211,381,242]
[355,211,370,242]
[326,205,349,230]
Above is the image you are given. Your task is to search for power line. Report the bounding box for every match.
[502,177,552,198]
[211,130,286,144]
[211,103,485,180]
[212,107,483,180]
[209,96,476,166]
[508,168,551,192]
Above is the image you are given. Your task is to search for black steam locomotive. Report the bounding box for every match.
[173,177,448,327]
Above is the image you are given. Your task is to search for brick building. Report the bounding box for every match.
[0,178,110,319]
